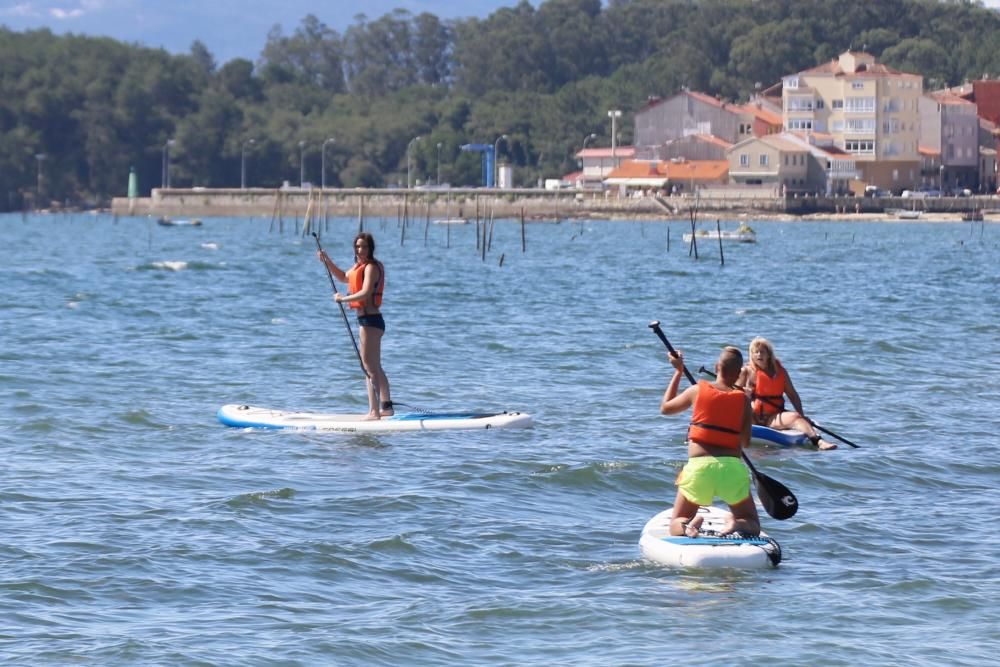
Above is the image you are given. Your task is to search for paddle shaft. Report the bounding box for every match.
[698,366,860,448]
[649,321,798,520]
[313,233,369,381]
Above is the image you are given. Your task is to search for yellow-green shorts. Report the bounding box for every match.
[677,455,751,506]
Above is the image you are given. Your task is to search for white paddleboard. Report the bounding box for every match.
[218,404,532,432]
[639,505,781,569]
[751,424,809,447]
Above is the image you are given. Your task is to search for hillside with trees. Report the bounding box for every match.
[2,0,999,209]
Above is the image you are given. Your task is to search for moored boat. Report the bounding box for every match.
[682,223,756,244]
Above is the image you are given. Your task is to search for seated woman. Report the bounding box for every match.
[737,337,836,450]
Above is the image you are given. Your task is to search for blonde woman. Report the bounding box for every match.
[738,337,835,450]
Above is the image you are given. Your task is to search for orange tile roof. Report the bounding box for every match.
[605,160,729,182]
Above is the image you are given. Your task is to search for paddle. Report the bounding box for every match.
[698,365,860,448]
[648,320,798,520]
[312,233,369,382]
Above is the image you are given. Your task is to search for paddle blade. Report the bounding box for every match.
[754,470,798,520]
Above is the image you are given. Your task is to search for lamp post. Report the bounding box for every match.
[162,139,175,188]
[298,140,306,188]
[939,164,944,194]
[494,133,509,188]
[583,133,598,150]
[34,153,46,199]
[241,138,256,189]
[436,142,443,185]
[407,136,421,189]
[608,109,622,168]
[321,137,335,189]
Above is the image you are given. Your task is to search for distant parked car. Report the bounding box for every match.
[920,189,942,197]
[901,190,927,198]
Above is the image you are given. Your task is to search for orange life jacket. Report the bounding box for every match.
[346,260,384,312]
[688,380,746,448]
[752,361,786,418]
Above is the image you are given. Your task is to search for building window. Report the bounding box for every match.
[832,99,844,109]
[845,97,876,113]
[844,140,875,154]
[760,154,769,166]
[787,119,813,131]
[852,81,864,89]
[740,154,749,167]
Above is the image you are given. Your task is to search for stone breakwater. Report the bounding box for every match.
[111,187,998,221]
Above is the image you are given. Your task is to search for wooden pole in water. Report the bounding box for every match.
[716,218,725,266]
[481,217,487,262]
[424,200,430,246]
[520,207,526,253]
[487,207,495,252]
[268,189,280,233]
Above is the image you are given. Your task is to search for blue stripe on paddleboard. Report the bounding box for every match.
[662,536,771,546]
[751,424,809,447]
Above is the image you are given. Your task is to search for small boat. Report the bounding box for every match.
[639,505,781,569]
[886,208,922,220]
[158,217,203,226]
[432,218,469,225]
[217,404,532,432]
[682,223,756,244]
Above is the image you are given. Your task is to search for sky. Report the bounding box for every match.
[0,0,534,64]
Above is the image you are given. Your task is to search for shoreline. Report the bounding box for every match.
[97,186,999,224]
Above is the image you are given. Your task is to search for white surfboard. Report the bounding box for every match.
[217,404,532,433]
[639,505,781,569]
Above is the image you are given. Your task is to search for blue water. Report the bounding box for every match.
[2,213,998,665]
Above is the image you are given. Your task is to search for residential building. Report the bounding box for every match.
[919,91,979,192]
[727,132,858,195]
[603,159,729,195]
[574,146,635,190]
[948,79,1000,191]
[634,91,784,161]
[780,51,923,191]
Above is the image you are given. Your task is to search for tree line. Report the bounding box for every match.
[2,0,999,209]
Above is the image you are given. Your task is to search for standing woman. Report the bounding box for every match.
[317,232,393,420]
[738,337,835,450]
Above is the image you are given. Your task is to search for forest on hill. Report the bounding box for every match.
[2,0,999,209]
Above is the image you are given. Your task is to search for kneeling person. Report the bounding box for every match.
[659,346,759,537]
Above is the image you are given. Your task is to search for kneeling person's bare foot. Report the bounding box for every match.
[685,515,704,537]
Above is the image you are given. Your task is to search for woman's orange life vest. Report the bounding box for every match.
[346,260,384,312]
[752,360,786,417]
[688,380,746,448]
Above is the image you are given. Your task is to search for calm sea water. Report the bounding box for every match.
[2,212,998,665]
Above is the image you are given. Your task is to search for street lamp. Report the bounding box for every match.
[939,164,944,194]
[322,137,336,189]
[241,138,256,189]
[34,153,46,198]
[407,136,422,189]
[583,133,598,150]
[162,139,175,189]
[436,142,443,185]
[298,140,306,188]
[608,110,622,167]
[494,133,509,188]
